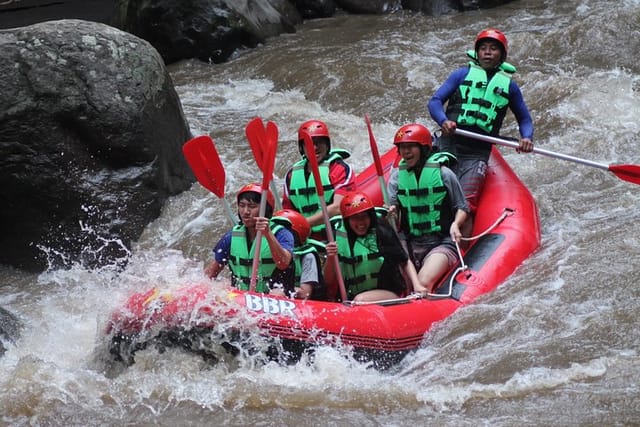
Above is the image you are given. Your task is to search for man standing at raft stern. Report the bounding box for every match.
[205,183,295,296]
[282,120,356,243]
[428,28,534,236]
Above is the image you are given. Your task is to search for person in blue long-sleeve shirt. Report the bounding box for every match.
[428,28,534,236]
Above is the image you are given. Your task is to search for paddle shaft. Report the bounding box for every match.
[302,132,348,302]
[318,192,348,302]
[364,115,392,205]
[365,115,403,235]
[455,129,610,171]
[456,129,640,185]
[249,190,269,291]
[222,201,237,224]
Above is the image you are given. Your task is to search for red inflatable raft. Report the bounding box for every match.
[106,146,541,368]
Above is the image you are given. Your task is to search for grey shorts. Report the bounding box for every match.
[407,235,459,270]
[456,157,487,214]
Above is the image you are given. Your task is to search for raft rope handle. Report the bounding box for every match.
[423,208,514,299]
[347,293,423,307]
[461,208,514,242]
[346,209,514,305]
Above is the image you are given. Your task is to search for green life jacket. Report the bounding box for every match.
[287,149,351,235]
[333,212,385,299]
[452,50,516,133]
[396,155,449,237]
[428,150,458,168]
[228,222,285,293]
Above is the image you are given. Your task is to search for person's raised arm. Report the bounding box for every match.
[323,241,340,288]
[255,217,293,270]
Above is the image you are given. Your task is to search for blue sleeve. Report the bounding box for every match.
[274,228,294,254]
[212,231,233,265]
[428,67,468,126]
[508,81,534,140]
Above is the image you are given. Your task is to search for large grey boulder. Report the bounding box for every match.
[0,20,194,272]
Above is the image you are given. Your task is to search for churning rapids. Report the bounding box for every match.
[1,0,640,425]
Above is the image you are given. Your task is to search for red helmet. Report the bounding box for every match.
[298,119,330,140]
[273,209,310,242]
[298,120,331,156]
[237,183,275,211]
[340,191,375,219]
[393,124,432,148]
[475,28,508,59]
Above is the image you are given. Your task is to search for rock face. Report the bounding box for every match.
[296,0,336,18]
[0,307,22,357]
[113,0,304,64]
[0,20,194,272]
[331,0,398,14]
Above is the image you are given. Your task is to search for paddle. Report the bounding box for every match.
[245,117,283,209]
[455,129,640,185]
[249,124,279,291]
[364,114,392,206]
[301,130,348,302]
[182,135,237,224]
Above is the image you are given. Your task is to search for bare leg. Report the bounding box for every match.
[397,239,418,294]
[415,253,450,293]
[353,289,400,303]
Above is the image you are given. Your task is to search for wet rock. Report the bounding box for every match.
[113,0,303,64]
[0,307,22,356]
[0,20,194,272]
[294,0,336,19]
[335,0,401,14]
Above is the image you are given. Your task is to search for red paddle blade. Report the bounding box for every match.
[266,120,278,149]
[262,122,278,181]
[609,164,640,185]
[245,117,266,171]
[182,135,225,197]
[261,125,278,190]
[365,114,385,177]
